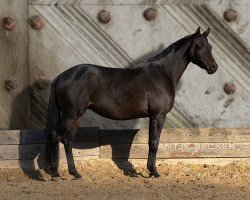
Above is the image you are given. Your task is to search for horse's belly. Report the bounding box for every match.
[88,100,149,120]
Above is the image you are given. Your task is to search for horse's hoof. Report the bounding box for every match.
[125,171,138,177]
[70,172,82,180]
[74,176,83,180]
[130,173,139,178]
[50,169,61,180]
[149,171,161,178]
[51,176,62,182]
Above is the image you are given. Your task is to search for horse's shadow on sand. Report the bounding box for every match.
[16,128,145,181]
[100,129,145,178]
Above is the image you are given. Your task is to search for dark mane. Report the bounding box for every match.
[147,35,193,62]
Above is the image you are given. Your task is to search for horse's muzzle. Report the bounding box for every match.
[207,62,218,74]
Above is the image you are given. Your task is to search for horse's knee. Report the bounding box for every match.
[149,140,159,153]
[63,139,71,146]
[62,139,72,151]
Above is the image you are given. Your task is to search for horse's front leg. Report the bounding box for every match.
[147,112,166,177]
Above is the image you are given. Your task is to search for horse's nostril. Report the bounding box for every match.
[207,62,218,74]
[212,63,218,71]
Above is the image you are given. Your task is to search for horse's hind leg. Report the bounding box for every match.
[50,136,60,179]
[63,138,81,179]
[58,116,82,179]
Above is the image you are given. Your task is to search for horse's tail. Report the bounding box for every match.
[44,80,59,168]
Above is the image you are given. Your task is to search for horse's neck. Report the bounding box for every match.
[160,38,192,87]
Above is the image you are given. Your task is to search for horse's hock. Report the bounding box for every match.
[0,0,250,167]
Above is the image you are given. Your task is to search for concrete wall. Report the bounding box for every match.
[0,0,249,129]
[0,0,30,130]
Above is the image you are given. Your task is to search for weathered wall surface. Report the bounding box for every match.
[0,0,249,129]
[0,0,30,130]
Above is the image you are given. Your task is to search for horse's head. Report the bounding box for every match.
[190,27,218,74]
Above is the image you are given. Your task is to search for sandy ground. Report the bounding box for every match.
[0,159,249,200]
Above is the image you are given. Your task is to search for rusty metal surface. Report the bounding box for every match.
[2,17,15,31]
[223,9,237,22]
[5,77,19,91]
[29,15,45,30]
[97,10,111,24]
[143,8,158,21]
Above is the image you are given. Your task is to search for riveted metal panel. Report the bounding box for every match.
[28,0,250,129]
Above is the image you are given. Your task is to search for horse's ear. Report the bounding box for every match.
[194,27,201,36]
[203,27,210,37]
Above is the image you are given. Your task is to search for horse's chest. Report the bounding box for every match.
[148,89,175,114]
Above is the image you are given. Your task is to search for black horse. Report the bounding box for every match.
[45,27,218,179]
